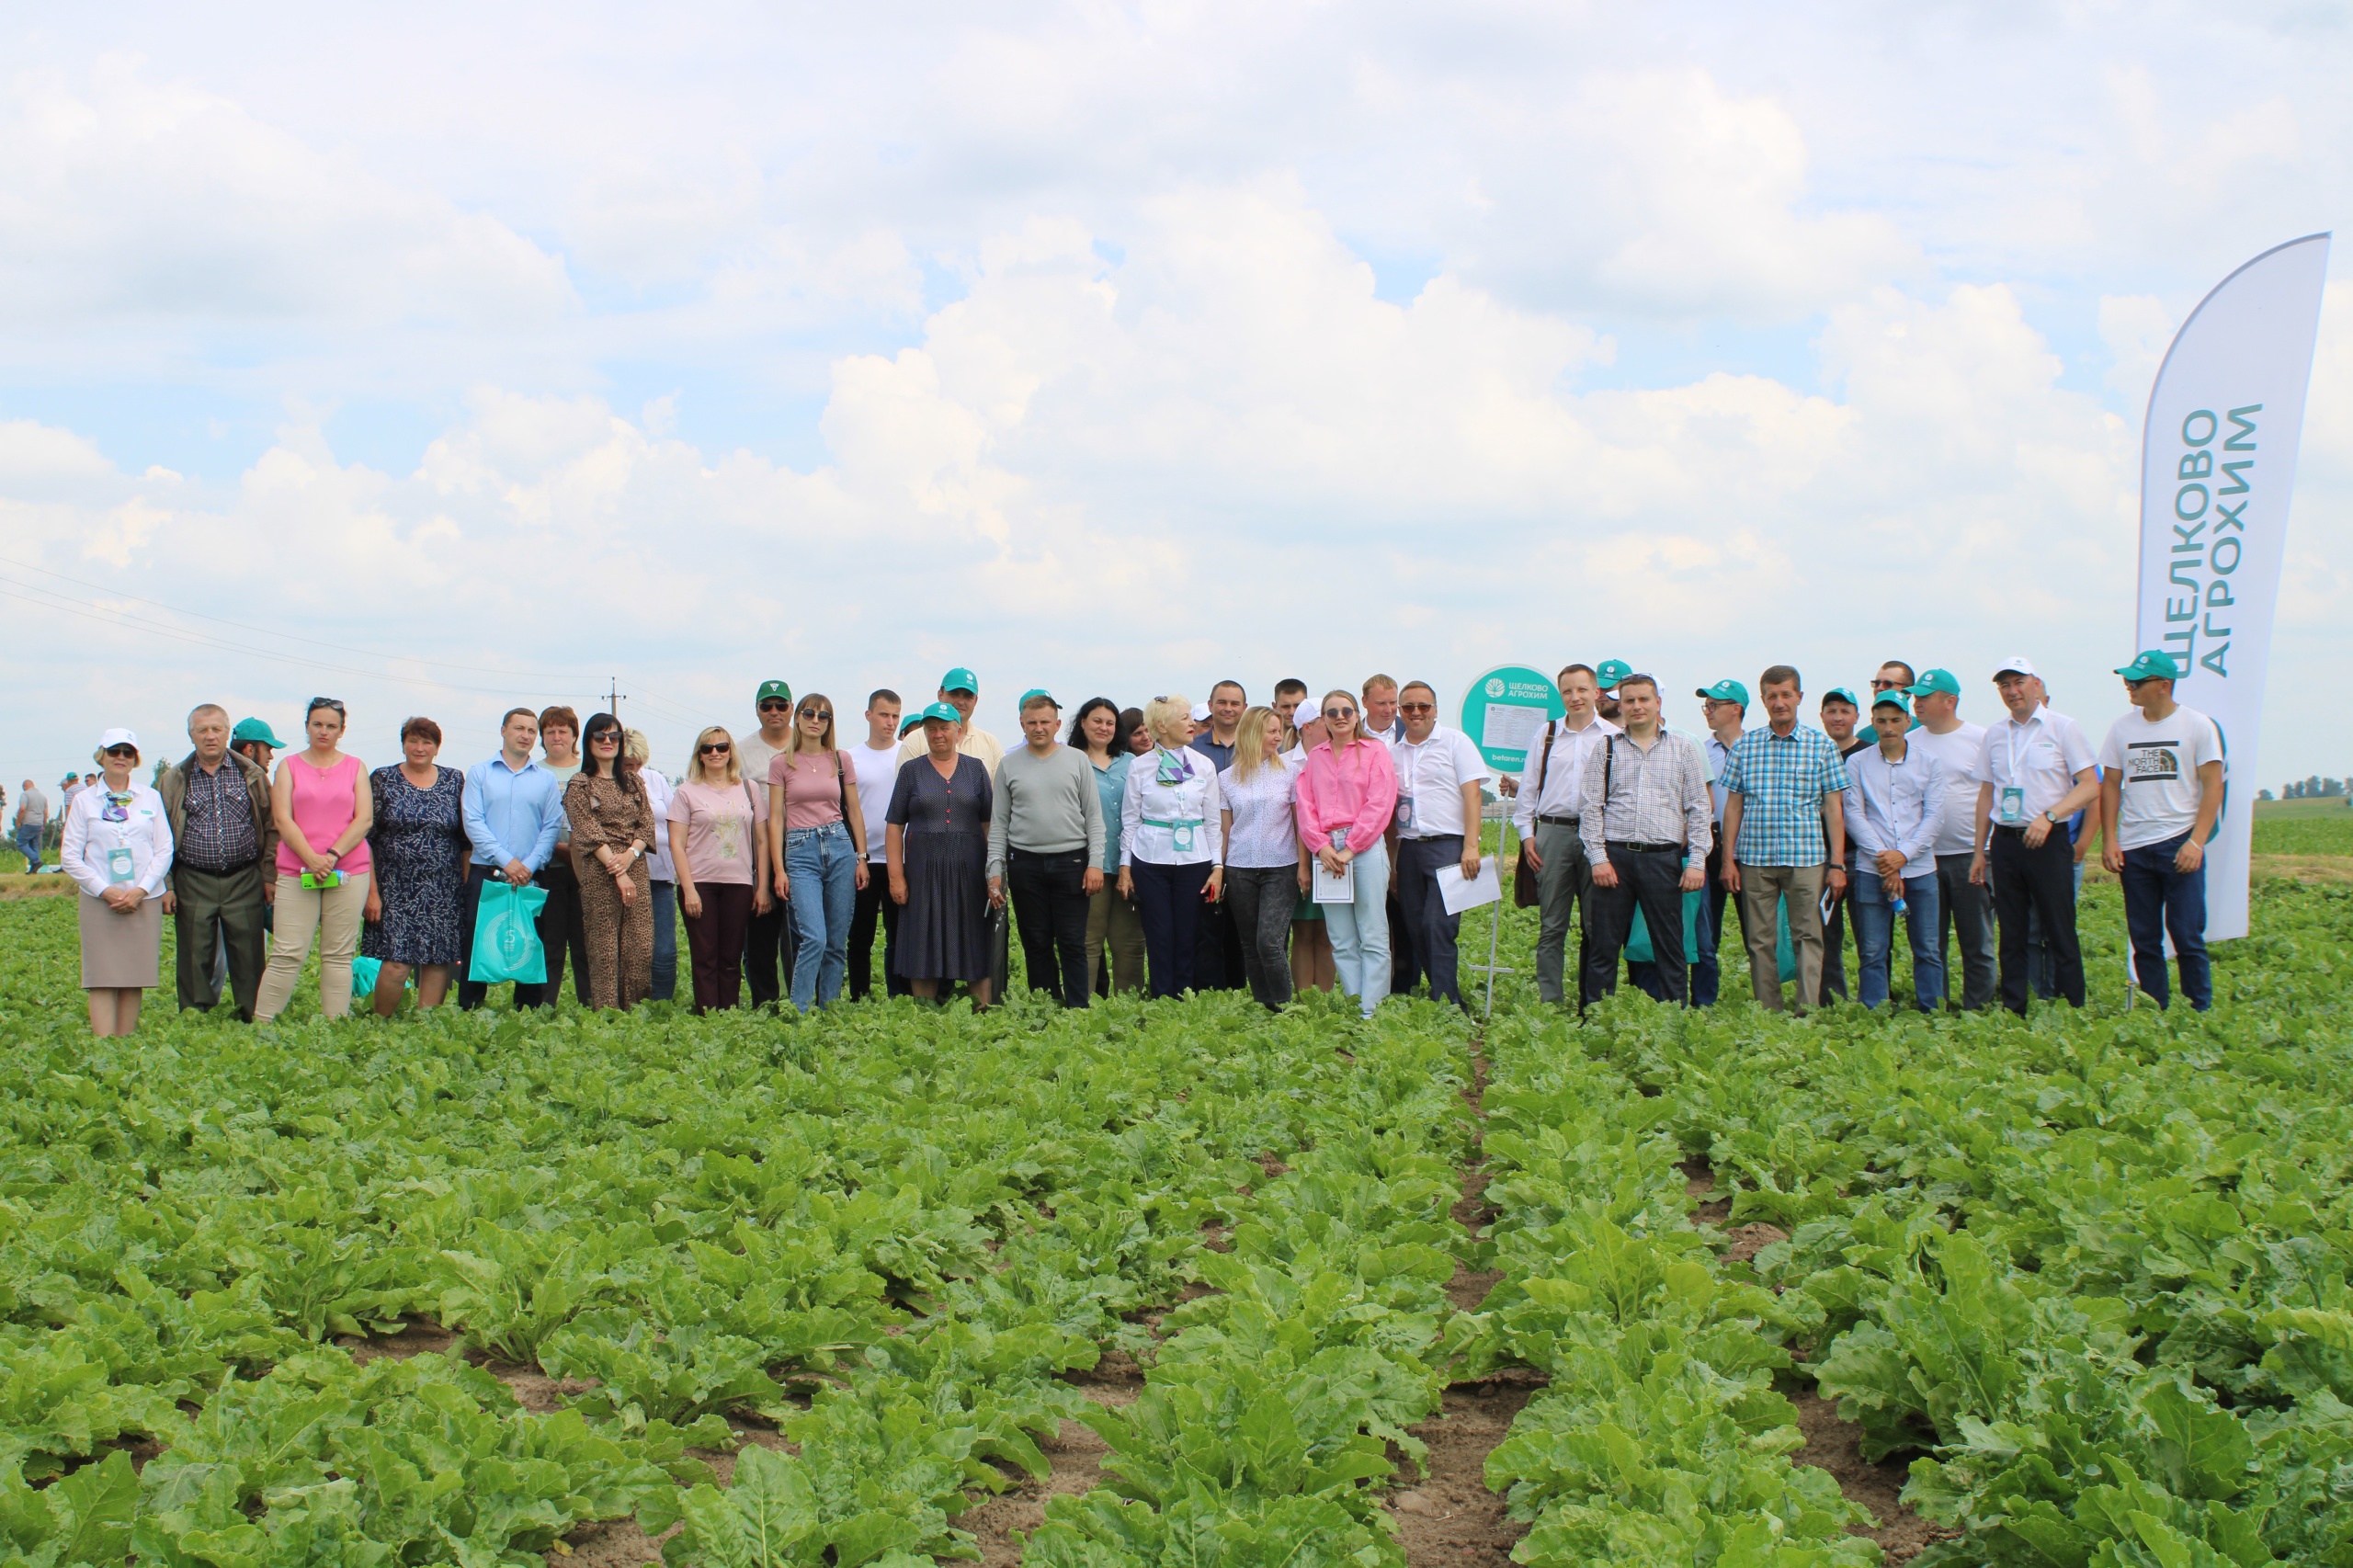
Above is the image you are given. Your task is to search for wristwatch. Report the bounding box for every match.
[2043,809,2063,824]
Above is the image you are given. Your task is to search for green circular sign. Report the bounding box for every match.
[1459,665,1565,772]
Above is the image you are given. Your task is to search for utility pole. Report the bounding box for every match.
[605,676,622,722]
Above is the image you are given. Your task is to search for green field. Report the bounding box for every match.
[5,869,2353,1567]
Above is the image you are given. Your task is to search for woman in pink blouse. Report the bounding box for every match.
[1292,688,1398,1017]
[255,698,375,1022]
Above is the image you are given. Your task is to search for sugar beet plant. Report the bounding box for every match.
[1474,878,2353,1567]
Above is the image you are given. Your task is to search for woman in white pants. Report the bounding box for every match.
[1291,690,1398,1017]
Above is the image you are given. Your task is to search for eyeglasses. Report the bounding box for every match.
[1323,706,1357,721]
[1398,701,1435,713]
[699,742,733,755]
[1870,677,1906,689]
[800,710,833,722]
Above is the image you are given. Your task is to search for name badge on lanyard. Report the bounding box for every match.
[106,846,135,885]
[1997,787,2028,826]
[1395,746,1417,833]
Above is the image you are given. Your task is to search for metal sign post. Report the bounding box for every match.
[1460,666,1565,1021]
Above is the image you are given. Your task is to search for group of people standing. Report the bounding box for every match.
[52,648,2222,1034]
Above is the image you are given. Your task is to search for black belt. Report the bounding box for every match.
[1401,832,1462,842]
[1990,824,2029,836]
[180,857,258,874]
[1008,846,1087,860]
[1608,840,1682,855]
[1537,814,1580,827]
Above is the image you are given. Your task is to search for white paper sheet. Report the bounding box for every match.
[1312,858,1357,904]
[1437,858,1502,915]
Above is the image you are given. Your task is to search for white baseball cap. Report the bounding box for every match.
[1992,655,2038,679]
[1190,702,1211,723]
[98,728,139,752]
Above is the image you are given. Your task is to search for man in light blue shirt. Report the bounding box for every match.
[458,707,565,1010]
[1842,692,1946,1011]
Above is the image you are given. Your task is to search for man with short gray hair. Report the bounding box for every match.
[13,778,47,873]
[158,702,278,1018]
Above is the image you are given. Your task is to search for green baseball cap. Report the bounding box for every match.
[899,712,926,738]
[2115,650,2183,682]
[939,667,979,695]
[918,700,962,724]
[1695,678,1749,707]
[1821,686,1861,709]
[1908,668,1961,699]
[1596,659,1634,689]
[1018,687,1059,710]
[1870,688,1913,713]
[756,679,792,706]
[231,717,289,748]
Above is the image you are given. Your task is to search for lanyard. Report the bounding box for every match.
[2005,713,2040,786]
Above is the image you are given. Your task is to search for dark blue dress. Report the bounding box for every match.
[887,755,993,982]
[361,765,469,965]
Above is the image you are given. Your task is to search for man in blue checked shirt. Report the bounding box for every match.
[1843,690,1947,1011]
[1718,665,1849,1013]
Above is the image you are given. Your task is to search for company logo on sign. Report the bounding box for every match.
[1484,677,1506,698]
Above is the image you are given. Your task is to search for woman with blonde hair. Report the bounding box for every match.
[1219,706,1306,1008]
[63,729,173,1036]
[1293,687,1397,1018]
[767,692,867,1010]
[665,725,771,1013]
[564,711,657,1009]
[1118,694,1222,999]
[256,698,374,1022]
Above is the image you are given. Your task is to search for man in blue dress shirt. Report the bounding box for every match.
[457,707,565,1009]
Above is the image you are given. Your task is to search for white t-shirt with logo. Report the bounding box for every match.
[1904,722,1987,858]
[849,742,900,863]
[2098,705,2222,850]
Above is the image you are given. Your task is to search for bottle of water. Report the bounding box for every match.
[1892,894,1907,916]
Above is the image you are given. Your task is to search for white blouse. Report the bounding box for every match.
[62,780,174,899]
[1120,747,1223,868]
[1218,759,1300,869]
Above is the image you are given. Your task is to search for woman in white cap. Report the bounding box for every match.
[62,729,174,1036]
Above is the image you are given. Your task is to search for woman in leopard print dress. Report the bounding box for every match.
[563,712,658,1009]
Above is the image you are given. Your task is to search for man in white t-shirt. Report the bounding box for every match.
[1389,680,1492,1010]
[2097,651,2224,1011]
[1969,655,2101,1014]
[847,688,909,1001]
[1903,668,1996,1010]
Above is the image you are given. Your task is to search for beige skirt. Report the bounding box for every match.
[79,891,164,989]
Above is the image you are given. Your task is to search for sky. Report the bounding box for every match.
[3,0,2350,794]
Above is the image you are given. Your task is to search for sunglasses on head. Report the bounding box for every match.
[310,698,345,715]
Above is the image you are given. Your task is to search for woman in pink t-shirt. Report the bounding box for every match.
[255,698,376,1021]
[665,727,771,1015]
[766,694,868,1011]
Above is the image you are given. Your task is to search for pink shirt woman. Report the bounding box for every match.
[276,754,372,877]
[1294,733,1398,855]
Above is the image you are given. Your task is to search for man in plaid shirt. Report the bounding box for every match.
[1719,665,1849,1012]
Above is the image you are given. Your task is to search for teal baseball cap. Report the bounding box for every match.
[1870,688,1913,713]
[899,712,926,738]
[1018,687,1059,710]
[1596,659,1634,689]
[1821,686,1861,709]
[756,679,792,706]
[1695,678,1748,707]
[939,667,979,695]
[918,700,962,724]
[1908,668,1961,699]
[2115,650,2183,682]
[231,717,289,748]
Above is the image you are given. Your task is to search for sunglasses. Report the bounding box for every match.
[1323,706,1357,720]
[589,731,620,745]
[1398,701,1435,713]
[699,741,733,755]
[103,744,138,758]
[799,710,833,722]
[1870,677,1906,689]
[757,700,791,712]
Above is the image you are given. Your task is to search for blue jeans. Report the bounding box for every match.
[1320,837,1391,1018]
[1849,868,1944,1011]
[2120,834,2210,1010]
[786,822,858,1009]
[14,825,41,873]
[650,881,678,1003]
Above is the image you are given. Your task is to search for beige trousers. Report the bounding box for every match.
[255,870,370,1021]
[1736,863,1826,1012]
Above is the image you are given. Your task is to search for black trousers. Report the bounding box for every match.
[1387,878,1417,997]
[537,859,592,1006]
[742,897,795,1006]
[847,862,907,1001]
[1191,892,1243,990]
[1223,864,1297,1008]
[1007,847,1093,1007]
[1581,845,1689,1008]
[457,863,558,1009]
[1989,826,2084,1012]
[1817,890,1850,1005]
[1394,835,1468,1008]
[1131,859,1211,999]
[173,859,267,1017]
